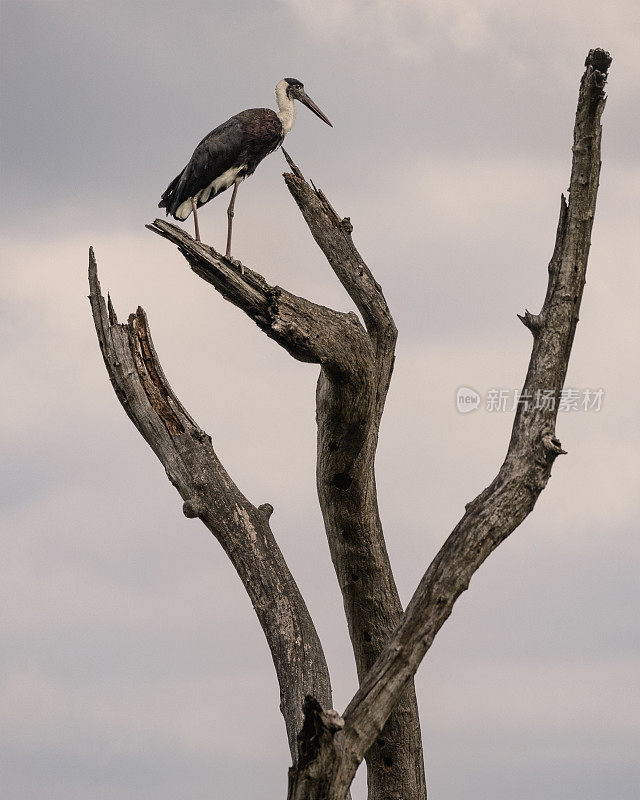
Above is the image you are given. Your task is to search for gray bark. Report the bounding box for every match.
[286,47,612,800]
[89,47,610,800]
[88,258,332,760]
[145,189,426,797]
[284,168,425,800]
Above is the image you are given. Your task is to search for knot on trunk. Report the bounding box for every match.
[297,696,344,769]
[183,498,207,518]
[542,433,568,457]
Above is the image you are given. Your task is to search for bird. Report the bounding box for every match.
[159,78,332,259]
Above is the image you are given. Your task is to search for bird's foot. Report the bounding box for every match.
[227,255,244,275]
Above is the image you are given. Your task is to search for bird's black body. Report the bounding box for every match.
[158,78,331,256]
[159,108,283,220]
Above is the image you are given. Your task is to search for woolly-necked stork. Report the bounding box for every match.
[159,78,332,257]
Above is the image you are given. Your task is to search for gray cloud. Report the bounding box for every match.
[1,1,638,798]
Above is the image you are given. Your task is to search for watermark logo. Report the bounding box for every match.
[456,386,481,414]
[455,387,605,414]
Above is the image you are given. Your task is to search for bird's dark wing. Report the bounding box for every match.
[159,116,245,218]
[234,108,284,174]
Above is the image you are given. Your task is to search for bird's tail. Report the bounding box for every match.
[158,172,182,215]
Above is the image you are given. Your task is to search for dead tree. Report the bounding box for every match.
[89,50,611,799]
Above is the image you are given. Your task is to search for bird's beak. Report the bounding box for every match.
[296,89,333,127]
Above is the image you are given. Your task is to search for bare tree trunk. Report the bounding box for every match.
[285,166,426,800]
[89,48,610,800]
[286,47,612,800]
[144,193,426,796]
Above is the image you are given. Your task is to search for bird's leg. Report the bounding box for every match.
[225,180,241,262]
[191,198,201,242]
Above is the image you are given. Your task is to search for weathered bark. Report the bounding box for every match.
[146,163,426,797]
[90,47,609,800]
[286,47,612,800]
[88,254,332,760]
[284,169,425,800]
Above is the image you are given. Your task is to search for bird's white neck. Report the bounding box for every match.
[275,80,295,136]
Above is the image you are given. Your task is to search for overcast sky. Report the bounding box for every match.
[1,1,639,798]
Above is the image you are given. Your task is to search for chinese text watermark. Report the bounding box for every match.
[455,387,604,414]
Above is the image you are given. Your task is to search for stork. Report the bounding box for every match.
[159,78,332,258]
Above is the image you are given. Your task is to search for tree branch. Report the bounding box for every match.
[287,47,612,800]
[88,249,332,760]
[146,219,371,372]
[284,166,423,800]
[148,169,426,797]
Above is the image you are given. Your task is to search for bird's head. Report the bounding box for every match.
[279,78,332,127]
